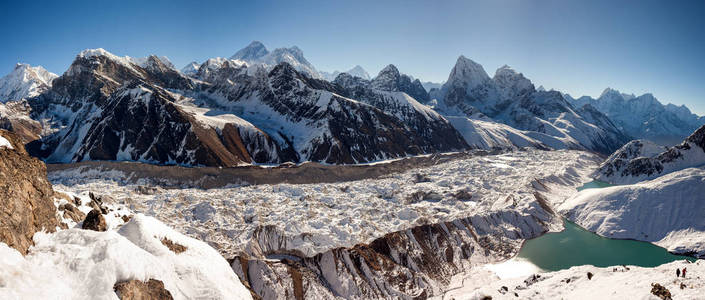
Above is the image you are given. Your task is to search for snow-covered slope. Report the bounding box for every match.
[229,41,321,79]
[0,63,57,102]
[431,56,631,155]
[597,124,705,184]
[444,115,550,150]
[570,88,705,145]
[560,167,705,258]
[441,260,703,300]
[0,214,252,300]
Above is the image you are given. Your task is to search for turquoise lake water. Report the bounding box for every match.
[515,180,696,271]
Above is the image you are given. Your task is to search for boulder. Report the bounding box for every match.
[82,209,107,231]
[114,279,174,300]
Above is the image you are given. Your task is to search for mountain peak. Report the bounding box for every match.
[371,64,401,91]
[378,64,400,76]
[230,41,270,61]
[446,55,490,90]
[180,61,200,76]
[0,63,58,102]
[493,65,534,99]
[599,87,622,99]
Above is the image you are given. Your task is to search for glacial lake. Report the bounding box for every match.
[509,180,696,273]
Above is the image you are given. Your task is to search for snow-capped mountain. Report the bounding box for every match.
[21,48,470,166]
[0,63,57,103]
[229,41,321,79]
[26,49,268,167]
[321,65,371,81]
[180,61,200,76]
[596,124,705,184]
[568,88,705,145]
[368,64,430,103]
[431,56,631,154]
[196,60,467,164]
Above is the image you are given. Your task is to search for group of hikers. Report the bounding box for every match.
[676,267,687,278]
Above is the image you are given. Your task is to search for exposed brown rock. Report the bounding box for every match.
[59,202,86,223]
[114,279,174,300]
[160,237,187,254]
[0,130,60,254]
[82,209,107,231]
[650,283,672,300]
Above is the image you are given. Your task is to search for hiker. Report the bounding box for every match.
[676,268,681,277]
[682,267,687,278]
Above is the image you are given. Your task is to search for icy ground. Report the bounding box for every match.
[439,259,704,299]
[0,191,251,300]
[49,149,600,257]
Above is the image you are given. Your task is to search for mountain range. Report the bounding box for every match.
[0,41,702,167]
[565,88,705,145]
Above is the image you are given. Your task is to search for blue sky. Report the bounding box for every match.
[1,0,704,114]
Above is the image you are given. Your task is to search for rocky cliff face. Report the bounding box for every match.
[0,130,60,254]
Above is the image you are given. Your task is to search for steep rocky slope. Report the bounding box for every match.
[0,129,60,254]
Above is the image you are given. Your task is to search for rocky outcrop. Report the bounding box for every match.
[114,279,174,300]
[82,209,107,231]
[0,130,60,254]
